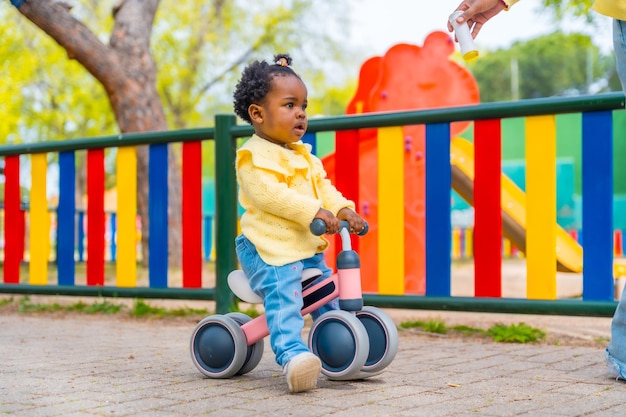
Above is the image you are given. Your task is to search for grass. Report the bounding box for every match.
[1,295,213,319]
[399,319,449,334]
[69,300,126,314]
[0,296,564,345]
[18,296,65,313]
[0,295,270,324]
[2,294,268,319]
[487,323,546,343]
[399,318,546,344]
[0,297,14,308]
[16,296,126,315]
[1,293,267,321]
[130,299,209,318]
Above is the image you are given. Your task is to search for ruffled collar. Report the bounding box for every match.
[238,135,312,175]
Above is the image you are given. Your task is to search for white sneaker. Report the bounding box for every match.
[283,352,321,393]
[607,359,622,380]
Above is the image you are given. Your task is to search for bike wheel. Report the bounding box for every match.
[225,312,265,375]
[308,310,369,380]
[355,306,399,375]
[190,314,247,378]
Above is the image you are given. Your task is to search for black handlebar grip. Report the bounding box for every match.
[310,218,327,236]
[309,219,369,236]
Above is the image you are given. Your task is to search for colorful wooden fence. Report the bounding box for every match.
[9,208,623,265]
[303,114,622,302]
[2,136,218,291]
[0,94,623,315]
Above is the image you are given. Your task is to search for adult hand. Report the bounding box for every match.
[447,0,507,39]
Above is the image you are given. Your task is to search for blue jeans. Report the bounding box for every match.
[613,19,626,93]
[605,19,626,378]
[235,234,337,367]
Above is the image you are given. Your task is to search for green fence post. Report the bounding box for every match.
[214,115,238,314]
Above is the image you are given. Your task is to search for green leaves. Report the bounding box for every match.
[541,0,595,22]
[0,2,115,144]
[468,32,614,102]
[2,0,354,147]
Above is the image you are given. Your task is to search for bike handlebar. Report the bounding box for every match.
[310,219,369,237]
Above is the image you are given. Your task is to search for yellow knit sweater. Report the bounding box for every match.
[593,0,626,20]
[236,135,355,266]
[504,0,626,20]
[507,0,626,20]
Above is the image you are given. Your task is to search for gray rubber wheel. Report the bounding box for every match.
[190,314,247,378]
[308,310,370,380]
[225,312,265,375]
[355,306,399,374]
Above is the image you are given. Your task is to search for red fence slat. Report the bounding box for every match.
[474,119,502,297]
[182,141,202,288]
[87,149,105,286]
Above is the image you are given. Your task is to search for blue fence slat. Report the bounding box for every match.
[425,123,452,296]
[57,151,76,285]
[77,211,85,262]
[582,111,614,301]
[110,213,117,262]
[301,132,316,155]
[149,144,169,288]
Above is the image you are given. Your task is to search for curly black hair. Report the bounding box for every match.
[233,54,301,124]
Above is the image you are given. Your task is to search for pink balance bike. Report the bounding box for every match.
[190,220,399,380]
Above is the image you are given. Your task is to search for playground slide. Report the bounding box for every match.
[336,32,621,292]
[450,136,584,273]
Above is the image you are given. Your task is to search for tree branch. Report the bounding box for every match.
[13,0,122,87]
[195,19,274,97]
[196,47,255,97]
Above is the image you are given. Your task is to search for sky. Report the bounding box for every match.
[348,0,614,60]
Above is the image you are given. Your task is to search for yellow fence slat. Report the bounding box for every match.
[503,238,512,258]
[525,116,557,299]
[452,227,461,259]
[29,153,50,285]
[377,127,405,295]
[116,147,137,287]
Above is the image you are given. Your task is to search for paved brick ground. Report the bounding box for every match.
[0,310,622,417]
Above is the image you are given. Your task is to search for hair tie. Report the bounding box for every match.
[276,57,289,67]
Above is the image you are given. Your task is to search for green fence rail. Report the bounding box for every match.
[0,93,624,316]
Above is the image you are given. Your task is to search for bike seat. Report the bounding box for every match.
[228,268,324,304]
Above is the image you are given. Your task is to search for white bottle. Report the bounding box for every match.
[449,11,479,61]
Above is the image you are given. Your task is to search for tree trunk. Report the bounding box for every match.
[13,0,183,268]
